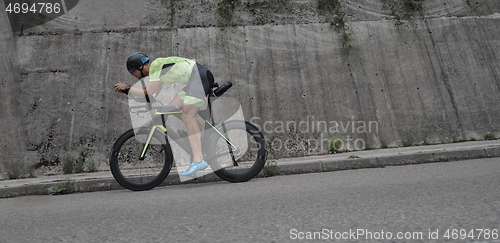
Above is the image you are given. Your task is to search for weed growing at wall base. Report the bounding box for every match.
[63,155,74,174]
[75,159,84,173]
[484,133,497,140]
[329,134,343,154]
[51,179,75,195]
[8,171,19,180]
[86,161,97,172]
[263,160,280,177]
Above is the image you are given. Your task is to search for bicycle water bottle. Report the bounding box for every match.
[214,82,233,97]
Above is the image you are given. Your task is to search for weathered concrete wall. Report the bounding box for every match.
[1,0,500,177]
[0,3,26,179]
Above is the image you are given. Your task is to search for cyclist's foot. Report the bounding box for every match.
[179,160,208,176]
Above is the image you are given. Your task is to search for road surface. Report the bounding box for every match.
[1,158,499,242]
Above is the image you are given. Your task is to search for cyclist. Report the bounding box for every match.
[114,53,214,176]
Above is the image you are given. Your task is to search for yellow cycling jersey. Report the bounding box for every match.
[148,57,196,85]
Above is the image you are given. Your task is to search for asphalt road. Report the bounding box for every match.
[1,158,499,243]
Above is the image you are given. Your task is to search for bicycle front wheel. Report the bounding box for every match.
[110,128,173,191]
[206,121,267,183]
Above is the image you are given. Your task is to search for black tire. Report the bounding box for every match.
[110,128,173,191]
[205,121,267,182]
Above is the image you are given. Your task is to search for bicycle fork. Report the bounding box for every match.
[139,125,167,160]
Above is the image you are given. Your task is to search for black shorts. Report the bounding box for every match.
[178,63,214,107]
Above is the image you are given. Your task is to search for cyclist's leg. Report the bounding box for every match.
[181,104,203,162]
[177,64,214,175]
[169,94,204,131]
[169,94,183,106]
[188,64,213,132]
[180,64,213,161]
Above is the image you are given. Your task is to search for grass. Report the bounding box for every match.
[328,135,343,154]
[63,155,74,174]
[402,140,413,147]
[484,133,497,140]
[263,160,280,177]
[62,155,98,174]
[6,166,36,180]
[381,141,389,149]
[75,159,84,174]
[452,136,467,143]
[318,0,354,55]
[8,171,19,180]
[51,180,75,195]
[86,161,98,173]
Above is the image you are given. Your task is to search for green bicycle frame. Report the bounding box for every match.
[138,116,239,161]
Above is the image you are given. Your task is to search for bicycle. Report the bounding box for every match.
[109,81,267,191]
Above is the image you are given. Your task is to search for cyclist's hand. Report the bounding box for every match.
[114,83,128,93]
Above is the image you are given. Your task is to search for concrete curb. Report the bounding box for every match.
[1,141,500,198]
[269,147,499,177]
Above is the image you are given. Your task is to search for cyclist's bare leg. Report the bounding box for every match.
[181,104,203,162]
[169,95,204,162]
[169,95,204,131]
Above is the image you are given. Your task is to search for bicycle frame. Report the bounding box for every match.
[137,96,239,166]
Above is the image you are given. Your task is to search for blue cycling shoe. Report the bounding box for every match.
[179,160,208,176]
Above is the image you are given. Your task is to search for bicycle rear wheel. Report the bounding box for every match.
[110,128,173,191]
[206,121,267,182]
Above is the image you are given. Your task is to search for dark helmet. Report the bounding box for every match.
[126,53,150,74]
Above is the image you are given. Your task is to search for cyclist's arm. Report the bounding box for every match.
[114,81,160,96]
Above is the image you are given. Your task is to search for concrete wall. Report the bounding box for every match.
[0,4,26,178]
[1,0,500,177]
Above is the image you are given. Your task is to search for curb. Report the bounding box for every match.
[1,143,500,198]
[276,147,495,174]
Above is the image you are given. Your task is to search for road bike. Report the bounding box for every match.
[109,82,267,191]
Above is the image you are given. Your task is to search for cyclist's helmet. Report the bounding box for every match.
[126,53,150,74]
